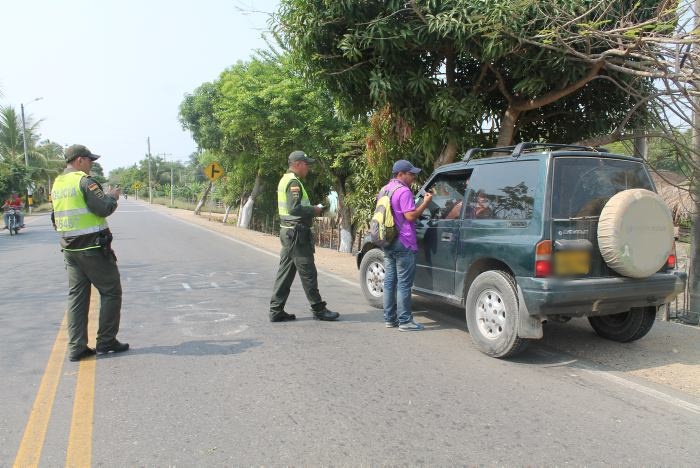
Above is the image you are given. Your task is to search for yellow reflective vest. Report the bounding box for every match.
[277,172,310,227]
[51,171,108,246]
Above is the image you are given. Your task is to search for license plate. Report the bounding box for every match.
[554,250,590,275]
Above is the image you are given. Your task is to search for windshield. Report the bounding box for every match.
[551,157,653,219]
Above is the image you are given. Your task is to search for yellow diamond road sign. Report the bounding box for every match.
[133,182,142,189]
[204,162,224,181]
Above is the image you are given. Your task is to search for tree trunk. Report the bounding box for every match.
[434,137,459,167]
[497,107,521,146]
[194,181,212,215]
[238,171,264,229]
[690,205,699,319]
[333,177,354,253]
[223,204,233,223]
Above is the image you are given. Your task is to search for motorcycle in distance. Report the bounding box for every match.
[4,207,22,236]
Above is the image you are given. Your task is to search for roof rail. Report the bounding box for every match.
[462,143,609,162]
[462,145,516,163]
[510,142,609,158]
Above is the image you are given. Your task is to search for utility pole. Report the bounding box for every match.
[147,137,152,204]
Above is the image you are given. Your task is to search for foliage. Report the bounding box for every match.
[274,0,657,167]
[180,54,357,221]
[0,159,30,198]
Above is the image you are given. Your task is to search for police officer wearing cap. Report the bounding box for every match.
[51,144,129,361]
[268,150,340,322]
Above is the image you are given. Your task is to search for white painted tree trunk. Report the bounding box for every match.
[238,197,254,228]
[223,205,233,223]
[339,227,353,253]
[194,182,213,215]
[237,171,264,229]
[335,187,353,253]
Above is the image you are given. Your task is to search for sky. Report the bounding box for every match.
[2,0,280,174]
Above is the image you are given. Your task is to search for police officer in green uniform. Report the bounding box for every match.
[269,151,340,322]
[51,144,129,361]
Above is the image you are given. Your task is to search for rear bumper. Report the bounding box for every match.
[517,271,687,317]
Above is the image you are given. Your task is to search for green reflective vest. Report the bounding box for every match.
[51,171,108,244]
[277,172,310,227]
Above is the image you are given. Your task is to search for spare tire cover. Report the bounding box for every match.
[597,189,673,278]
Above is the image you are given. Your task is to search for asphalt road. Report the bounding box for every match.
[2,199,700,466]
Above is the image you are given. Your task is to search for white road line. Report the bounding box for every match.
[577,364,700,415]
[182,283,191,290]
[211,282,220,288]
[535,348,700,416]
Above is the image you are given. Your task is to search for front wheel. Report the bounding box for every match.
[588,306,657,342]
[8,217,15,236]
[465,270,528,358]
[359,248,385,309]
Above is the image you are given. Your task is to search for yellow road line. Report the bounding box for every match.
[13,314,69,467]
[66,286,99,467]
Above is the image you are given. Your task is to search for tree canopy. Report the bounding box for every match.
[274,0,663,165]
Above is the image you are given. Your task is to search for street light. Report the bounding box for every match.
[20,97,43,213]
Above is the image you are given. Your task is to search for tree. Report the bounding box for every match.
[274,0,652,167]
[180,54,360,251]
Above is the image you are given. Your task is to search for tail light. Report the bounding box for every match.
[535,240,552,277]
[666,241,677,269]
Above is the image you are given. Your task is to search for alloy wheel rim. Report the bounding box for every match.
[475,288,507,340]
[366,261,385,297]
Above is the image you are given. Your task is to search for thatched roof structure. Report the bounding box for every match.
[650,169,695,222]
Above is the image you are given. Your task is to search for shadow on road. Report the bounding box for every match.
[103,338,263,358]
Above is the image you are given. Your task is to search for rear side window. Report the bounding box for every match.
[551,157,653,219]
[466,160,538,220]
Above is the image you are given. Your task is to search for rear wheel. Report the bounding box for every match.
[359,248,385,309]
[465,270,528,358]
[8,216,15,236]
[588,306,657,342]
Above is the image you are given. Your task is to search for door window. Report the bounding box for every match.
[424,171,471,220]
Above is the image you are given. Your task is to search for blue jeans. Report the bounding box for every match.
[383,239,417,325]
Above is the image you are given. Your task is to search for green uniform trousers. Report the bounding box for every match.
[64,248,122,353]
[269,225,325,317]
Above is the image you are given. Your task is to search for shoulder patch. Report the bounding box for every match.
[87,183,99,191]
[290,186,301,193]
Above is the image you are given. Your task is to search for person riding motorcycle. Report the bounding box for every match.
[3,192,25,230]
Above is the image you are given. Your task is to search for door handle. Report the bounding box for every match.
[441,233,453,242]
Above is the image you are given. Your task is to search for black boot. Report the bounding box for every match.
[96,340,130,354]
[312,308,340,321]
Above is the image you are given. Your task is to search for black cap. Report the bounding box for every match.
[288,150,315,164]
[65,144,101,162]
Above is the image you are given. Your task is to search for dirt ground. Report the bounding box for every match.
[148,201,700,398]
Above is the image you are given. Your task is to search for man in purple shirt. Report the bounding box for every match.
[380,160,433,331]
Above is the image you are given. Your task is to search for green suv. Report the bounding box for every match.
[357,143,686,357]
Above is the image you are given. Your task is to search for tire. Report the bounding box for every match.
[597,189,673,278]
[465,270,528,358]
[8,217,15,236]
[359,248,385,309]
[588,306,657,342]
